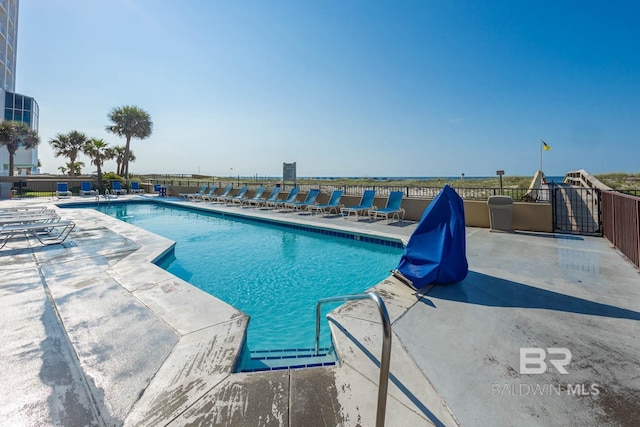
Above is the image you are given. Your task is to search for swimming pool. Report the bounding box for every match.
[89,201,403,369]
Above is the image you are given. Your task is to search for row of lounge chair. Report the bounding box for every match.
[0,206,76,249]
[180,185,406,223]
[56,181,145,198]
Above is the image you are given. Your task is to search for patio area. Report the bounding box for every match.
[1,195,639,426]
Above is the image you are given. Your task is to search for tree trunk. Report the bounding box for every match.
[122,136,132,181]
[8,147,15,177]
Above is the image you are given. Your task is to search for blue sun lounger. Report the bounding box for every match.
[284,189,320,212]
[235,187,265,206]
[129,181,144,194]
[247,186,281,208]
[79,182,96,197]
[224,186,249,204]
[110,181,127,195]
[368,191,405,223]
[307,190,344,216]
[266,188,300,210]
[208,184,233,203]
[192,185,218,201]
[56,182,72,198]
[180,184,207,199]
[340,189,376,220]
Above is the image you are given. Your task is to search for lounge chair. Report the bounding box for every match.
[110,181,127,195]
[248,186,281,208]
[266,188,300,210]
[192,185,218,201]
[56,182,72,198]
[368,191,405,223]
[0,210,60,227]
[179,184,207,199]
[1,219,75,249]
[307,190,344,216]
[284,189,320,213]
[340,189,376,220]
[129,181,145,194]
[224,186,249,204]
[235,187,265,206]
[79,181,97,197]
[207,184,233,203]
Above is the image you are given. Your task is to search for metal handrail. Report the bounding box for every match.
[315,292,392,427]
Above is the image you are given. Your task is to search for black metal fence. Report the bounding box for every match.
[551,184,601,235]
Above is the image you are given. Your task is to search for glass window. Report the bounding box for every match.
[13,94,22,109]
[5,92,12,105]
[13,110,22,121]
[4,109,13,120]
[23,97,31,111]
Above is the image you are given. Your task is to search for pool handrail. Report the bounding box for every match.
[315,291,391,427]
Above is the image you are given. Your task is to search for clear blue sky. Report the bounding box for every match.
[16,0,640,178]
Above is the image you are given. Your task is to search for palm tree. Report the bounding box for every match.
[109,145,136,177]
[49,130,90,176]
[0,121,40,177]
[105,105,152,180]
[83,138,114,191]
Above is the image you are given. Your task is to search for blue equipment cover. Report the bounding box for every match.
[393,185,468,289]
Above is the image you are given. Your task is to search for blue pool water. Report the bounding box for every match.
[92,202,403,356]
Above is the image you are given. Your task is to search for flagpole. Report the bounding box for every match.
[540,140,543,172]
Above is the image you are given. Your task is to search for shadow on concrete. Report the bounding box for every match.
[328,317,448,427]
[422,271,640,321]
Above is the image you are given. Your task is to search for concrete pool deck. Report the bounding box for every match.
[1,195,639,426]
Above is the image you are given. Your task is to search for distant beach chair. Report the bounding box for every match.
[129,181,144,194]
[284,189,320,213]
[56,182,72,198]
[266,188,300,210]
[209,184,234,203]
[79,182,96,197]
[180,184,207,199]
[247,186,281,208]
[110,181,127,195]
[193,185,218,201]
[341,189,376,220]
[307,190,344,216]
[236,187,265,206]
[368,191,405,223]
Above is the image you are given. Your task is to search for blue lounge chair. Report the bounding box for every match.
[192,185,218,201]
[224,186,249,204]
[247,186,281,208]
[284,189,320,213]
[179,184,207,199]
[236,187,265,206]
[307,190,344,216]
[56,182,72,198]
[340,189,376,220]
[266,188,300,210]
[368,191,405,223]
[208,184,233,203]
[129,181,144,194]
[79,181,96,197]
[110,181,127,195]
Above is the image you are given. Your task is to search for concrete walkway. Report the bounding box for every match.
[1,196,638,426]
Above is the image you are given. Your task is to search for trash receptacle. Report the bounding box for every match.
[0,182,11,200]
[487,195,513,232]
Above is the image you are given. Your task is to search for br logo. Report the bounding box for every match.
[519,348,572,374]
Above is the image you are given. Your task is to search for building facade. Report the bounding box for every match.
[0,0,40,176]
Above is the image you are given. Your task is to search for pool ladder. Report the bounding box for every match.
[315,292,391,427]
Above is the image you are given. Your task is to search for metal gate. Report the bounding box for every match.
[551,183,601,235]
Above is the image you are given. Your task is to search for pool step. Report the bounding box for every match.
[240,347,337,372]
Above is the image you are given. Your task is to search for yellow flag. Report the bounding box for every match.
[542,141,551,151]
